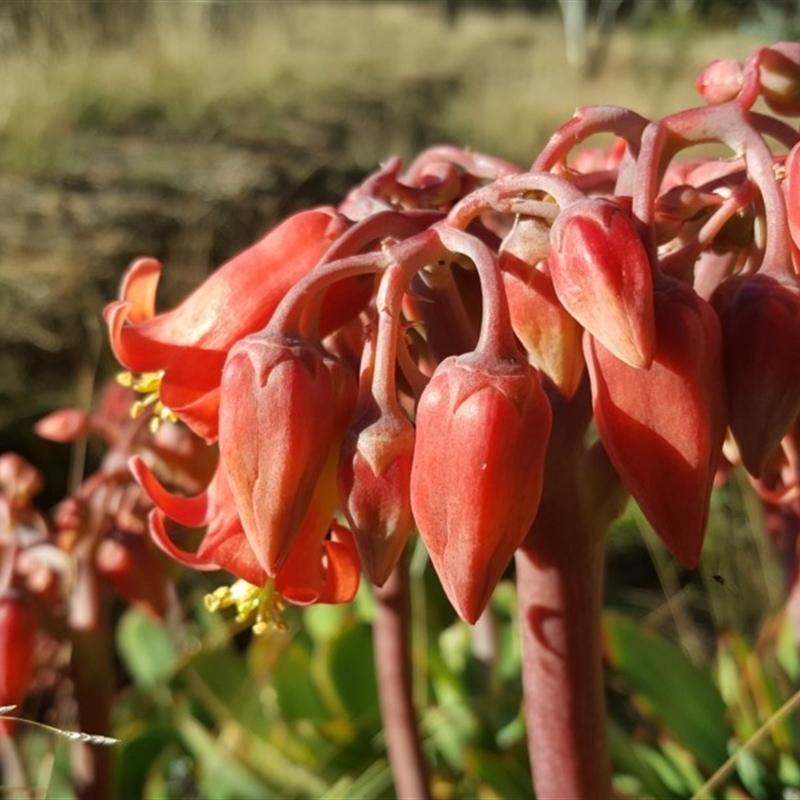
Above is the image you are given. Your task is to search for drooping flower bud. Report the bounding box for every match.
[585,278,727,567]
[548,198,655,369]
[711,272,800,476]
[338,408,416,586]
[695,58,744,105]
[410,353,552,623]
[0,594,37,735]
[34,409,91,443]
[501,251,584,398]
[219,331,357,576]
[759,42,800,116]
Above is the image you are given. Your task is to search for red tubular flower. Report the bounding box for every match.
[275,521,360,606]
[585,278,727,567]
[0,593,37,735]
[548,198,655,369]
[711,272,800,476]
[104,208,350,441]
[219,331,358,577]
[410,353,552,624]
[0,453,43,510]
[130,456,264,584]
[131,457,360,607]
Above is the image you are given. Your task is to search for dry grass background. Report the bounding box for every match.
[0,3,766,168]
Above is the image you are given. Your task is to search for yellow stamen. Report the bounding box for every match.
[204,578,287,634]
[116,370,178,432]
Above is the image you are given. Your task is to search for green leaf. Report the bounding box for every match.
[423,679,479,772]
[321,760,393,799]
[325,620,378,723]
[634,745,693,796]
[607,717,680,800]
[735,746,770,800]
[116,608,177,688]
[659,738,706,793]
[189,646,250,714]
[115,725,182,800]
[234,731,331,798]
[19,730,75,800]
[352,579,377,624]
[304,603,350,642]
[777,615,800,682]
[780,752,800,788]
[716,632,760,742]
[463,746,534,799]
[273,640,331,723]
[604,611,730,770]
[178,713,273,800]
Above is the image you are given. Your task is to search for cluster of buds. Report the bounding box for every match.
[104,41,800,626]
[0,381,217,728]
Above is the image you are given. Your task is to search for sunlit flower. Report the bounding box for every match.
[104,208,349,441]
[131,457,361,628]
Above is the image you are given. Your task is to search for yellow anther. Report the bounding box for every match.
[116,370,177,431]
[204,585,231,613]
[204,579,287,634]
[132,371,165,394]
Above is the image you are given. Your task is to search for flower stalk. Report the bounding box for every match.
[373,555,431,800]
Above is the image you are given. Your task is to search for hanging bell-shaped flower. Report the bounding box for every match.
[219,331,357,576]
[410,353,552,623]
[548,198,656,370]
[711,272,800,476]
[585,278,727,567]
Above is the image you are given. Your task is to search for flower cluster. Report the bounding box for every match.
[0,381,214,729]
[106,41,800,626]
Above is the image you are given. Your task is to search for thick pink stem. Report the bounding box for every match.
[513,382,624,800]
[516,516,610,800]
[373,558,431,800]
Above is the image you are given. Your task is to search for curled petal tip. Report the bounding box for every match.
[129,455,210,527]
[119,257,163,323]
[147,509,221,573]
